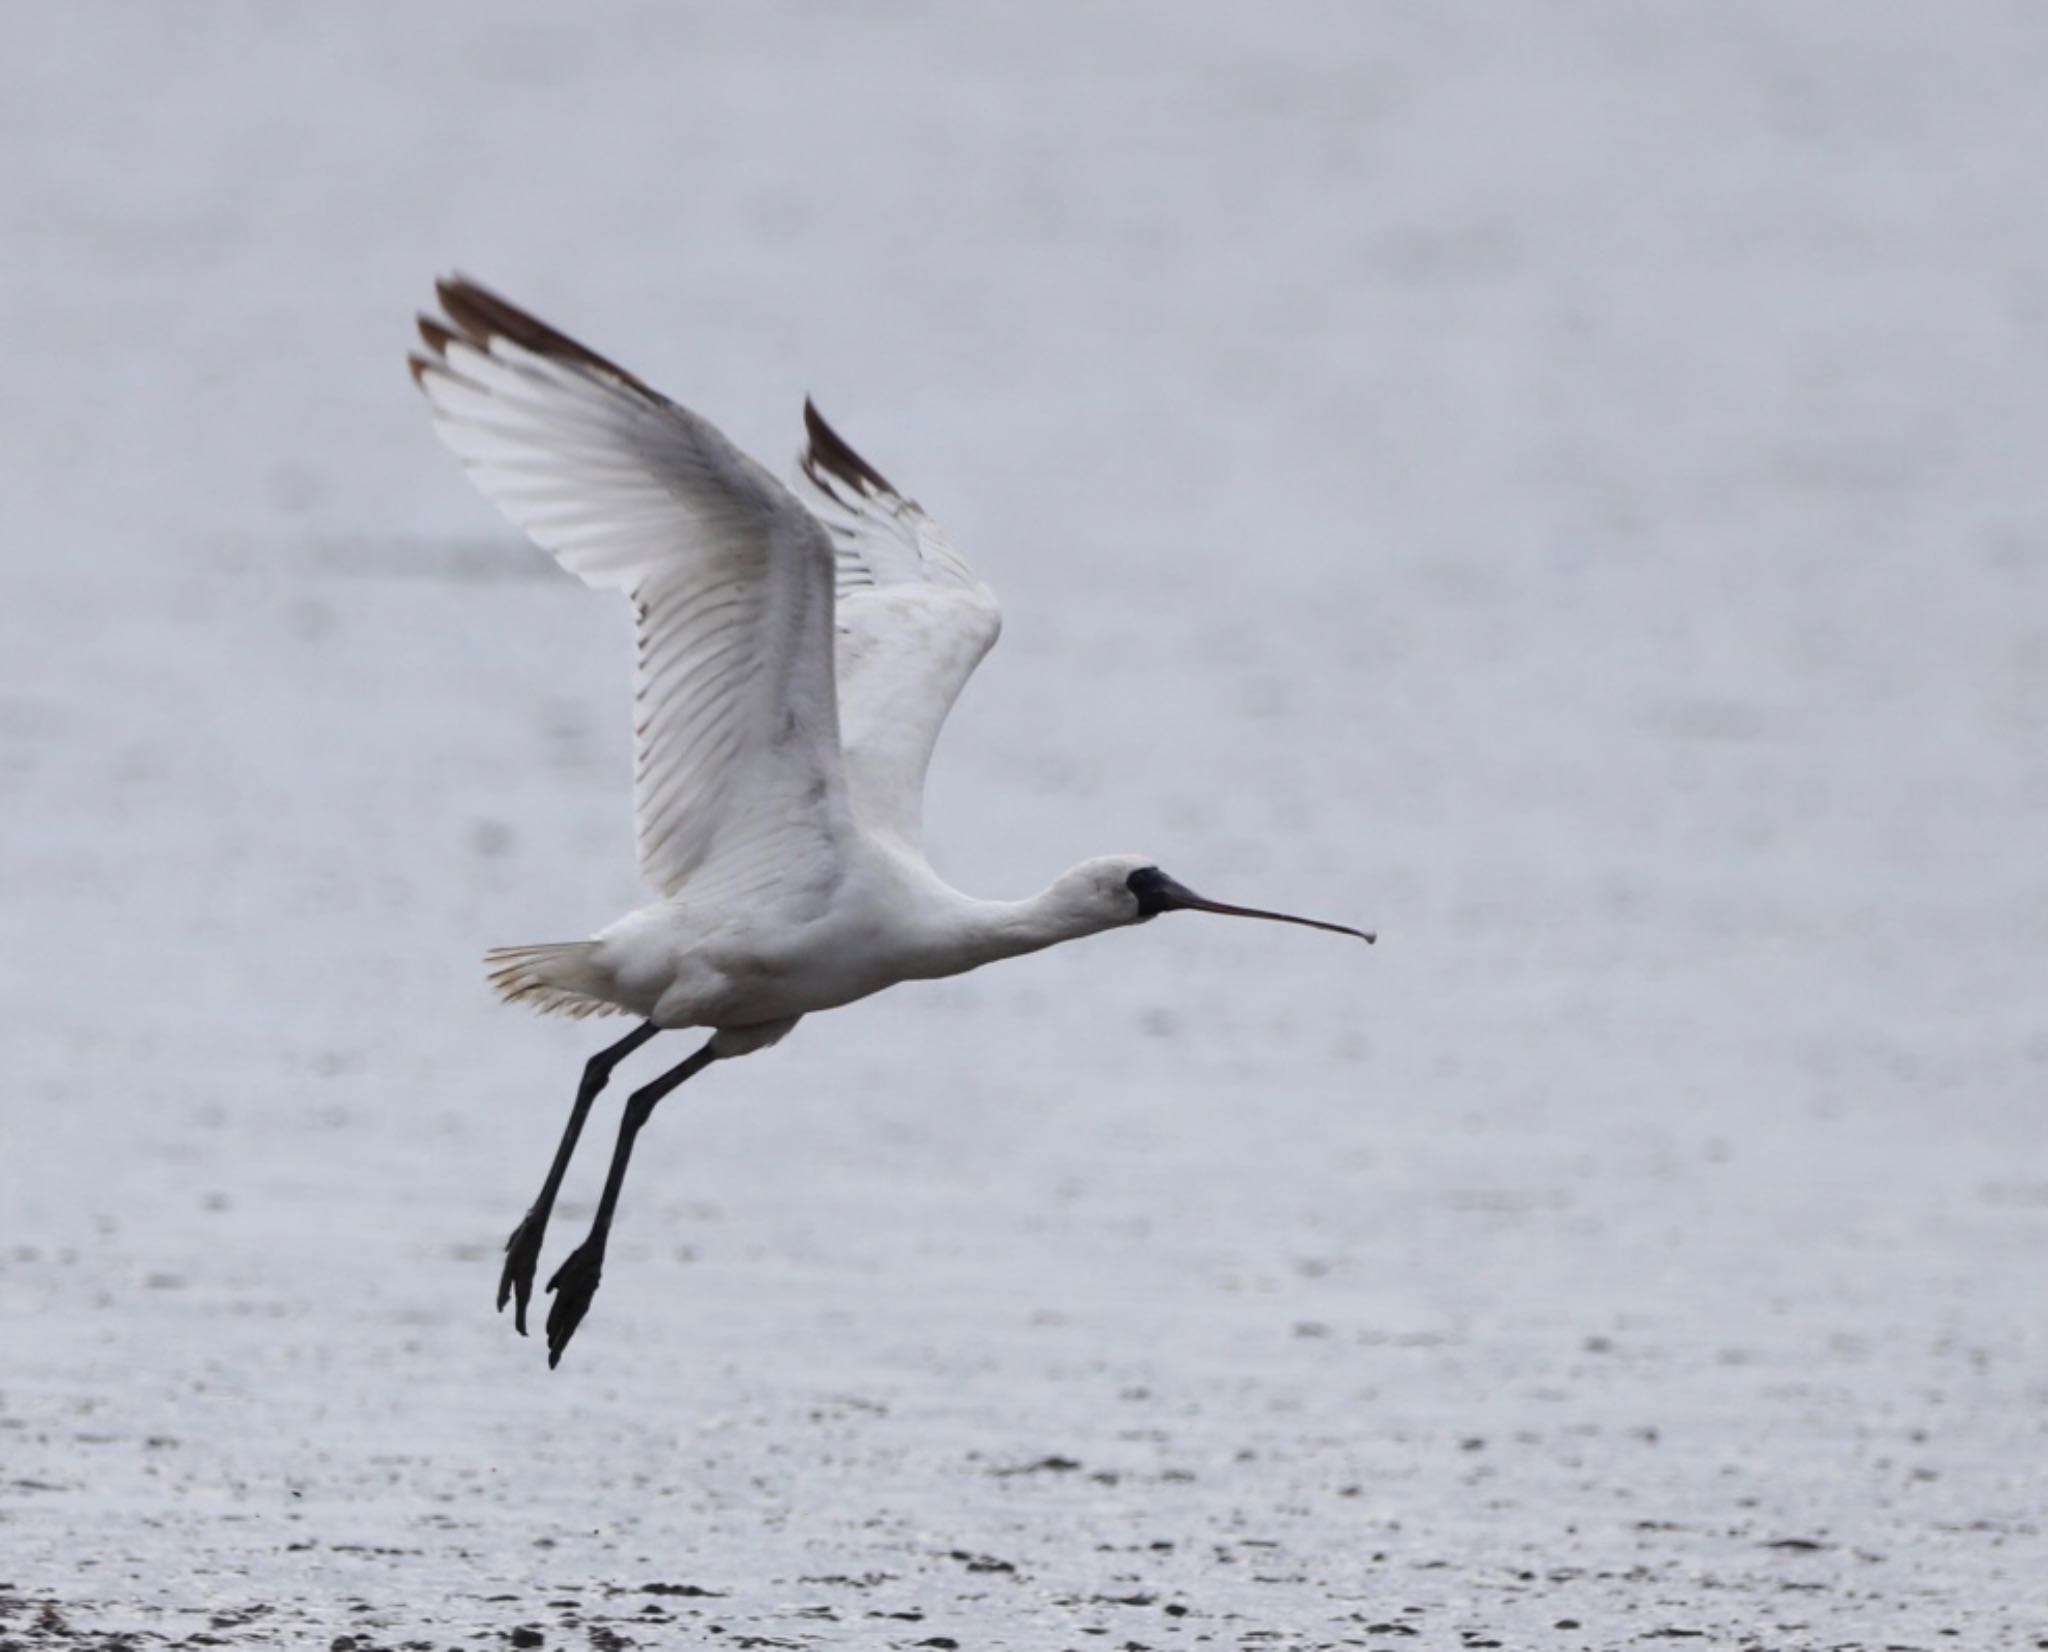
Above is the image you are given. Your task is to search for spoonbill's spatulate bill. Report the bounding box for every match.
[409,278,1373,1367]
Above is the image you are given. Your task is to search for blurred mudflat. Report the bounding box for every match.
[2,6,2043,1647]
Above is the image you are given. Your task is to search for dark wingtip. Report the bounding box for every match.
[802,396,897,497]
[408,312,460,387]
[427,274,662,399]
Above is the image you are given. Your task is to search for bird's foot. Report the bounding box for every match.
[544,1240,605,1368]
[498,1206,550,1335]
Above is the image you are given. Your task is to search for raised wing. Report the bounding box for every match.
[410,278,850,902]
[796,401,1001,852]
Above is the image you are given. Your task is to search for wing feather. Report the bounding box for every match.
[796,401,1001,852]
[411,278,849,900]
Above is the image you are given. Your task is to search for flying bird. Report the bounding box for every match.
[409,278,1372,1367]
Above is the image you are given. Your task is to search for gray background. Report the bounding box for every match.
[3,4,2044,1647]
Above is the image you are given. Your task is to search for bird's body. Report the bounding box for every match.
[409,277,1371,1366]
[496,843,1151,1039]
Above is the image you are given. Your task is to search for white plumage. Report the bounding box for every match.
[409,277,1370,1366]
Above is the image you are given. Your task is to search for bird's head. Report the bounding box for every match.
[1055,854,1375,944]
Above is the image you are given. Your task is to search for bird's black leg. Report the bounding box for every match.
[498,1019,659,1335]
[544,1040,719,1369]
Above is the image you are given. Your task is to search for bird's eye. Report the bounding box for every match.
[1125,866,1172,915]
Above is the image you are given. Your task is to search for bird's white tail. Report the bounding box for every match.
[484,942,628,1020]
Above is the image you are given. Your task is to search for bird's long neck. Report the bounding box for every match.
[944,882,1116,973]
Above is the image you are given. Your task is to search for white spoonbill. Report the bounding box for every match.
[409,278,1373,1367]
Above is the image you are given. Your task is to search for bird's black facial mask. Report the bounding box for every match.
[1125,867,1375,943]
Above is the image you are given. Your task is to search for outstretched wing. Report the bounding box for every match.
[410,278,851,902]
[796,401,1001,853]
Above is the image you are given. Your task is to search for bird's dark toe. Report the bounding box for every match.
[544,1243,604,1368]
[499,1209,548,1336]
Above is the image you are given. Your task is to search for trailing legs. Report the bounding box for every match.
[497,1020,659,1334]
[543,1040,720,1368]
